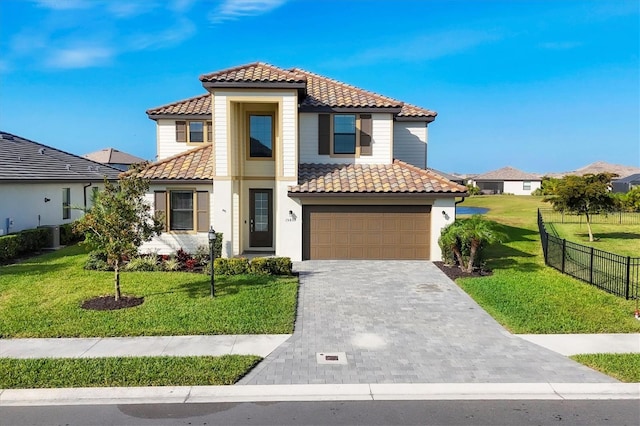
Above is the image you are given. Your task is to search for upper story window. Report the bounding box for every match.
[333,115,356,154]
[318,113,372,157]
[248,114,273,158]
[176,121,212,144]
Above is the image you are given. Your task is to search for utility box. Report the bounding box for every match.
[38,225,61,249]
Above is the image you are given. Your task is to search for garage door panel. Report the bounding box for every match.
[305,205,431,260]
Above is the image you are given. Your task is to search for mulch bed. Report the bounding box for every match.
[81,295,144,311]
[433,261,493,280]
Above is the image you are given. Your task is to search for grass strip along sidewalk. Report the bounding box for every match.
[0,356,260,389]
[570,354,640,383]
[0,245,298,338]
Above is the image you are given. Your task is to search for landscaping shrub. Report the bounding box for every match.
[60,222,84,245]
[214,258,249,275]
[125,256,159,272]
[249,257,271,275]
[269,257,293,276]
[193,245,211,267]
[175,248,192,269]
[0,235,20,261]
[162,257,180,271]
[84,250,111,271]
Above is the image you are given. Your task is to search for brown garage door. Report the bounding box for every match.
[303,205,431,260]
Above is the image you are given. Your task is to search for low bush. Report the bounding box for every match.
[268,257,293,276]
[162,257,180,271]
[125,256,159,272]
[0,227,49,262]
[0,235,20,261]
[60,222,84,245]
[215,257,250,275]
[84,250,111,271]
[249,257,270,275]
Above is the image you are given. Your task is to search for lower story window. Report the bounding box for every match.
[170,191,194,231]
[155,190,210,232]
[62,188,70,220]
[523,181,531,191]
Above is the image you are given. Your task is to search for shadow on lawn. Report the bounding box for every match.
[483,224,543,272]
[576,232,640,241]
[0,259,68,277]
[146,275,281,299]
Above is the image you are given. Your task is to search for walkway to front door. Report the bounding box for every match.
[239,261,615,384]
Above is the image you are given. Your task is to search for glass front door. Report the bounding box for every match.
[249,189,273,247]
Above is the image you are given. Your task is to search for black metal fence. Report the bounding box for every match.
[538,209,639,300]
[539,209,640,225]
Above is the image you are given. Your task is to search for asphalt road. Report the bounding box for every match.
[2,400,639,426]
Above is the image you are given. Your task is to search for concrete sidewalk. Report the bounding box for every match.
[0,335,291,359]
[516,334,640,356]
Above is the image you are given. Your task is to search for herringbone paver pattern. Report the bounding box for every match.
[239,261,616,385]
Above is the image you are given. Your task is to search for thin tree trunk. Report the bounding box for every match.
[466,240,479,273]
[114,264,121,301]
[586,212,594,242]
[453,247,465,270]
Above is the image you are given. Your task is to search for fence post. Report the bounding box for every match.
[561,239,566,273]
[625,256,631,300]
[589,247,594,284]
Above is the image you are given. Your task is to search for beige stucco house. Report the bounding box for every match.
[139,62,466,261]
[471,166,542,195]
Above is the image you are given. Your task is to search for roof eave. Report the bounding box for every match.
[298,106,403,114]
[395,115,436,123]
[288,191,467,198]
[146,113,211,120]
[202,81,307,90]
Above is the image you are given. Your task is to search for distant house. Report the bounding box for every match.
[83,148,146,171]
[612,173,640,193]
[428,168,466,185]
[471,166,541,195]
[0,131,121,235]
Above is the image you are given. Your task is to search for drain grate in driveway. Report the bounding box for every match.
[316,352,347,365]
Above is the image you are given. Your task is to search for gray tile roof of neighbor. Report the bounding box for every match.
[83,148,146,165]
[474,166,541,181]
[0,131,122,181]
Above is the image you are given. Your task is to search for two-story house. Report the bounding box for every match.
[139,62,466,261]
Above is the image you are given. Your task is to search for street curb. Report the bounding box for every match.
[1,383,638,406]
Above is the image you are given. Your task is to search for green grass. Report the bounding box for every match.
[0,245,298,338]
[549,223,640,257]
[570,353,640,383]
[0,355,260,388]
[456,195,640,333]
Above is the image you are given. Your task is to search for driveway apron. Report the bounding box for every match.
[239,261,616,385]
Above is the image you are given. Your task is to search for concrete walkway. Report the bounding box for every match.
[0,335,291,359]
[239,261,623,385]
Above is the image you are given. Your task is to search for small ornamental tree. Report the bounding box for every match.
[544,173,616,242]
[75,166,163,300]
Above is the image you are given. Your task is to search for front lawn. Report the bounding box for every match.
[548,223,640,257]
[0,245,298,338]
[570,353,640,383]
[0,355,260,388]
[456,196,640,333]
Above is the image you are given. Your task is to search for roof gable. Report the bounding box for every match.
[0,131,121,181]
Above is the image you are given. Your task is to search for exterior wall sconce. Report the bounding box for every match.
[287,210,296,222]
[44,197,51,203]
[442,210,450,220]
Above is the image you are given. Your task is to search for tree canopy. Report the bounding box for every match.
[75,166,163,300]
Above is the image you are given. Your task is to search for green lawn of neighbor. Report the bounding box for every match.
[455,195,640,334]
[571,353,640,383]
[0,356,260,388]
[548,222,640,257]
[0,245,298,338]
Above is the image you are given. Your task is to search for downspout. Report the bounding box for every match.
[83,182,92,212]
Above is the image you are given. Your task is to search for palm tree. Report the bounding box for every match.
[438,221,466,268]
[460,215,506,273]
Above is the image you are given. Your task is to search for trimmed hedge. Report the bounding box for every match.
[0,228,50,262]
[214,257,293,276]
[61,222,84,245]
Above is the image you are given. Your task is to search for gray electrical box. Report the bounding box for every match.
[38,225,61,248]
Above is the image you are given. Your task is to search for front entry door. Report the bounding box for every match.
[249,189,273,247]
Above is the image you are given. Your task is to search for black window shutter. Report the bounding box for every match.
[318,114,330,155]
[360,114,372,156]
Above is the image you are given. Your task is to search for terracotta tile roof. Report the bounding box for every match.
[289,160,467,194]
[474,166,541,181]
[148,63,436,119]
[146,93,210,116]
[137,144,213,181]
[0,131,121,181]
[200,62,306,84]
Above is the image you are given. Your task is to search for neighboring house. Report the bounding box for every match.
[428,168,466,185]
[0,131,121,235]
[612,173,640,193]
[471,166,541,195]
[139,62,467,261]
[83,147,146,171]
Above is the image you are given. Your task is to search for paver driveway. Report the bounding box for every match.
[239,261,615,385]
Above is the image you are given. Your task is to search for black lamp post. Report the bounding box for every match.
[208,226,216,298]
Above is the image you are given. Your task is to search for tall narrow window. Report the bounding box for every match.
[333,115,356,154]
[249,115,273,158]
[170,191,194,231]
[62,188,71,220]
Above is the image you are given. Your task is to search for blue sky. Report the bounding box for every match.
[1,0,638,174]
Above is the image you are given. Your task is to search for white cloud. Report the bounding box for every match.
[344,30,502,65]
[45,46,114,69]
[539,41,583,50]
[208,0,287,24]
[127,18,196,51]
